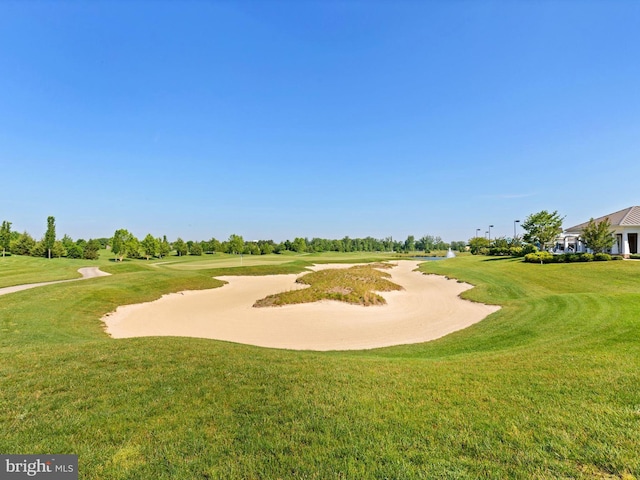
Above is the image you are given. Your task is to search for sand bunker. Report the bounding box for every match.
[103,261,500,351]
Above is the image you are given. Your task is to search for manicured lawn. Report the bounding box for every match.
[1,254,638,478]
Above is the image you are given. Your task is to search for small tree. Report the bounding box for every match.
[158,236,171,258]
[83,239,101,260]
[61,234,75,252]
[51,241,67,258]
[521,210,564,251]
[30,240,47,257]
[44,216,56,259]
[581,217,616,254]
[11,232,35,255]
[0,221,11,257]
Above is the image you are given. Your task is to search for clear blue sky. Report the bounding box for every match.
[1,1,639,243]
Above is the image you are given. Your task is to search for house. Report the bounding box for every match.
[560,206,640,257]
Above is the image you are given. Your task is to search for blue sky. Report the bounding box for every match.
[1,1,639,243]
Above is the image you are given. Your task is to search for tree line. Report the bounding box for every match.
[0,217,105,260]
[0,216,465,261]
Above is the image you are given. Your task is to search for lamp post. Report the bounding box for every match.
[485,231,489,239]
[514,220,520,239]
[476,228,481,238]
[488,225,494,241]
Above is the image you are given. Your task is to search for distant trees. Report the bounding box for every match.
[581,217,616,254]
[450,240,467,252]
[404,235,415,252]
[0,221,11,257]
[522,210,564,251]
[0,215,474,261]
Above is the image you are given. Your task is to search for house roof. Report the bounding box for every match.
[565,206,640,232]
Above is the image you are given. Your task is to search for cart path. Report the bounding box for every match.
[0,267,111,296]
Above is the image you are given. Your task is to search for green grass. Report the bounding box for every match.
[254,263,402,307]
[1,254,639,478]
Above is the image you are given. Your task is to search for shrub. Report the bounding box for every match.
[66,244,84,259]
[488,246,510,256]
[631,254,640,260]
[611,255,624,261]
[566,254,580,262]
[524,251,554,264]
[580,253,594,262]
[594,253,611,262]
[509,246,523,257]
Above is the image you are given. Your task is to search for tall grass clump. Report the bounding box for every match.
[254,263,402,307]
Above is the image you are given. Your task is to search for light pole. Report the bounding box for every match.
[514,220,520,239]
[476,228,481,238]
[485,231,489,239]
[488,225,494,241]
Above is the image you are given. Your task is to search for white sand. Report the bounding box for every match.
[102,261,500,351]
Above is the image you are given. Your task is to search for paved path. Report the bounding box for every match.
[0,267,111,297]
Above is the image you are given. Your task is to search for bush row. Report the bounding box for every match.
[524,252,622,264]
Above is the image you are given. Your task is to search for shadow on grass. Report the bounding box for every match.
[481,257,520,262]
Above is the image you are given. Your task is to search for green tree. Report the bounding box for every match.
[51,241,66,258]
[141,234,159,260]
[292,237,307,253]
[522,210,564,251]
[404,235,415,252]
[111,229,136,262]
[11,232,35,255]
[126,236,141,259]
[158,236,171,258]
[581,217,616,254]
[173,238,188,256]
[206,237,222,253]
[61,234,75,252]
[468,236,491,255]
[0,220,11,257]
[259,242,274,255]
[227,234,245,255]
[190,242,203,256]
[83,239,101,260]
[30,240,46,257]
[450,240,467,252]
[44,216,56,259]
